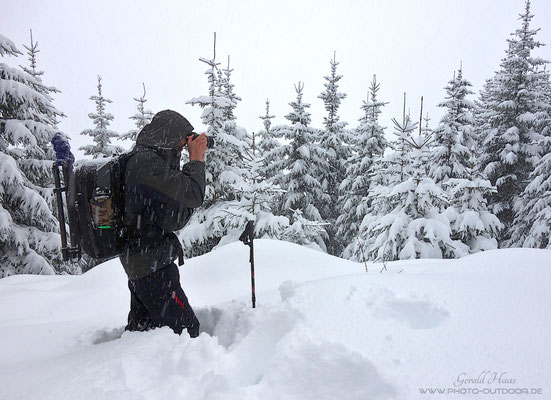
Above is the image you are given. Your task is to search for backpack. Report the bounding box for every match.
[70,153,132,261]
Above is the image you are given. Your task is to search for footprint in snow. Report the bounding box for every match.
[196,304,254,348]
[385,298,449,329]
[84,306,249,347]
[91,326,126,344]
[196,306,224,336]
[371,290,450,330]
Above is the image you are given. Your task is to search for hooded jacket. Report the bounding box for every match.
[120,110,206,280]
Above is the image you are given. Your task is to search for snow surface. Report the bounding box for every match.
[1,240,550,399]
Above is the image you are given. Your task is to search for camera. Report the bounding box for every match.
[190,132,215,149]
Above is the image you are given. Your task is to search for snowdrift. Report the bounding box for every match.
[0,240,550,399]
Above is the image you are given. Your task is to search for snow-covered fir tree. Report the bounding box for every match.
[216,56,250,194]
[430,67,502,253]
[79,76,123,158]
[0,33,70,276]
[119,83,154,141]
[356,105,468,261]
[317,53,349,254]
[443,150,503,253]
[510,76,551,248]
[429,67,475,183]
[270,82,328,251]
[220,56,241,122]
[239,152,289,240]
[255,99,280,181]
[337,75,388,257]
[345,151,400,262]
[261,127,288,218]
[186,147,289,252]
[181,51,252,255]
[16,30,65,195]
[258,99,276,150]
[186,55,248,206]
[359,114,413,258]
[180,54,226,256]
[19,30,59,103]
[477,0,549,244]
[391,99,416,183]
[186,55,224,204]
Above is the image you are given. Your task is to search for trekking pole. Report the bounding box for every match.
[53,161,69,261]
[239,220,256,308]
[52,161,81,262]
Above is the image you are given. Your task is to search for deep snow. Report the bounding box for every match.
[0,240,550,399]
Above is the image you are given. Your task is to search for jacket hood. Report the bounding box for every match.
[135,110,194,151]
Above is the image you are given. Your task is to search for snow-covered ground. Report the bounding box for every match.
[0,240,550,399]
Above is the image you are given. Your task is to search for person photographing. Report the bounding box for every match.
[121,109,208,337]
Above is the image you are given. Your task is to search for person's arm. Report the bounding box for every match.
[140,156,206,208]
[138,133,208,208]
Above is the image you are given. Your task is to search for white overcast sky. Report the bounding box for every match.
[3,0,551,157]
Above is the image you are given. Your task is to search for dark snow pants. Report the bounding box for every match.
[126,263,200,338]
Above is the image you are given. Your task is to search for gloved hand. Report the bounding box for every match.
[51,132,75,165]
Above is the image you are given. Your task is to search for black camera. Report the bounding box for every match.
[190,132,215,149]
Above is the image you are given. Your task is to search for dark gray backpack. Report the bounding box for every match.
[54,153,132,262]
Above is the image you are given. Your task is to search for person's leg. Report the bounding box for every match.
[126,280,155,331]
[132,264,200,337]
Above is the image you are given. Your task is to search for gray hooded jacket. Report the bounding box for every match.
[120,110,206,280]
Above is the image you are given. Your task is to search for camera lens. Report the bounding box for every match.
[191,132,214,148]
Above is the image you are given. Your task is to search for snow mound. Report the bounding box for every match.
[1,240,550,399]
